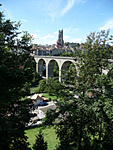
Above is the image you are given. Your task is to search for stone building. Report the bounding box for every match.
[57,30,64,48]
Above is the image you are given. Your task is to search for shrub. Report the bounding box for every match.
[36,79,46,93]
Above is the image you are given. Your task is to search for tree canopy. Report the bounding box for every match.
[33,130,47,150]
[0,11,35,150]
[45,30,113,150]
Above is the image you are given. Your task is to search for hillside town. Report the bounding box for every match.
[31,30,84,56]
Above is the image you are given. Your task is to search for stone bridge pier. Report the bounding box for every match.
[34,56,76,82]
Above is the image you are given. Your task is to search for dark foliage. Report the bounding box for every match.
[45,30,113,150]
[33,130,47,150]
[0,11,35,150]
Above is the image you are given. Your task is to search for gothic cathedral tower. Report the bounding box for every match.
[57,30,64,47]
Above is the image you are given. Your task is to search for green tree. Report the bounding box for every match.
[45,78,64,98]
[46,30,113,150]
[31,72,42,87]
[65,42,69,47]
[36,79,46,93]
[45,77,71,99]
[53,62,59,77]
[0,11,35,150]
[33,130,47,150]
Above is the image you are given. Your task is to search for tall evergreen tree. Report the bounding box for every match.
[33,130,47,150]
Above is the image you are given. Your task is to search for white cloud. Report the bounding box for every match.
[61,0,75,15]
[43,0,62,22]
[21,19,28,23]
[61,0,87,15]
[64,27,72,33]
[35,38,56,45]
[32,34,39,44]
[2,6,14,20]
[64,27,79,34]
[99,19,113,30]
[72,38,82,43]
[32,29,82,45]
[42,34,54,40]
[35,30,40,33]
[48,39,56,45]
[32,31,58,44]
[64,35,69,39]
[54,31,58,35]
[34,0,86,22]
[32,34,39,39]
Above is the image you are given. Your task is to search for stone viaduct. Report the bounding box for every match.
[34,56,77,82]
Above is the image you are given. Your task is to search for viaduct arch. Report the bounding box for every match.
[34,56,77,82]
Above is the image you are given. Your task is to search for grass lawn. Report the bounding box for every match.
[30,87,57,101]
[30,86,57,101]
[25,126,59,150]
[30,87,37,94]
[42,93,57,101]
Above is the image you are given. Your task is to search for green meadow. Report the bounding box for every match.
[25,126,59,150]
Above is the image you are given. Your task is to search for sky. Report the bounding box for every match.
[1,0,113,45]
